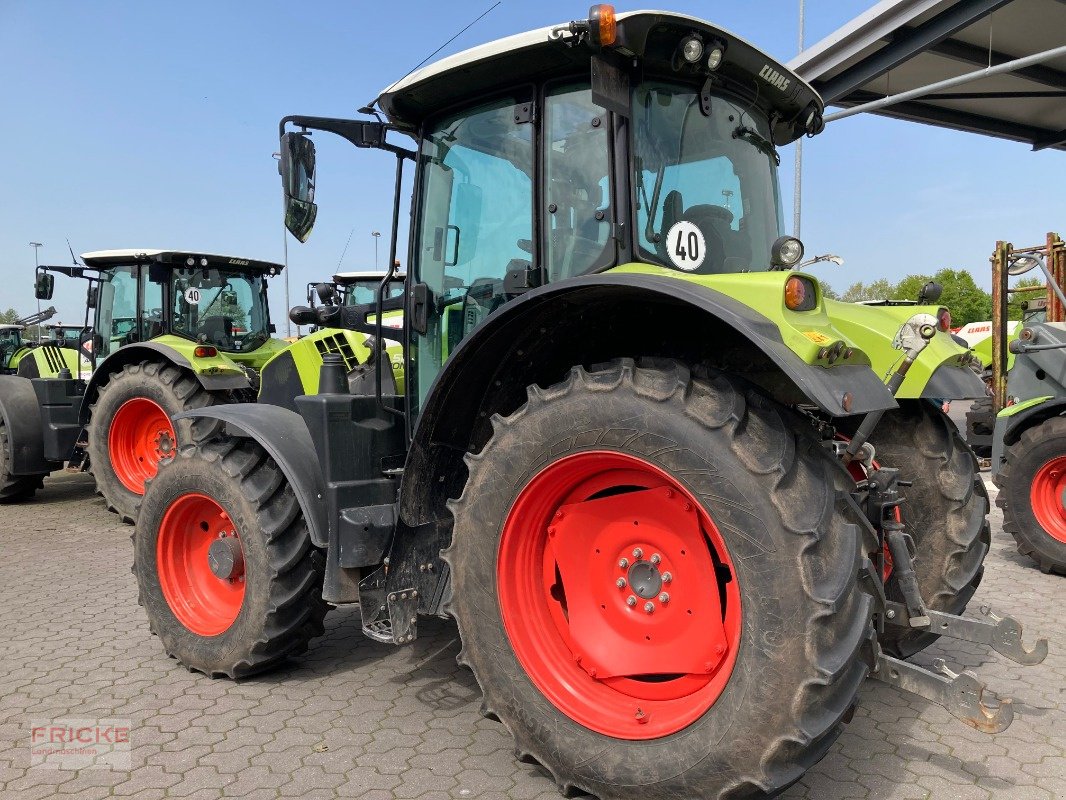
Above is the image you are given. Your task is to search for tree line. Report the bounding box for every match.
[822,269,1044,326]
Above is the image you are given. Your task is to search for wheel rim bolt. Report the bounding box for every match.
[643,602,654,614]
[616,578,626,589]
[650,554,661,565]
[626,596,637,607]
[619,558,629,569]
[659,592,669,603]
[662,572,672,583]
[632,548,643,559]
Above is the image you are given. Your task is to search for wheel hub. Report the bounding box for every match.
[549,485,728,680]
[207,534,244,581]
[626,559,662,600]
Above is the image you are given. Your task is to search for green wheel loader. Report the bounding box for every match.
[0,249,386,515]
[137,8,1045,798]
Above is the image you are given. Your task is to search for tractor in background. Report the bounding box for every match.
[135,8,1043,798]
[988,234,1066,573]
[0,306,87,378]
[0,249,376,514]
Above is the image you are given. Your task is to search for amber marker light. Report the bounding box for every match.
[589,4,616,46]
[194,345,218,358]
[785,276,817,311]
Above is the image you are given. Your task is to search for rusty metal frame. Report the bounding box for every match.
[990,232,1065,411]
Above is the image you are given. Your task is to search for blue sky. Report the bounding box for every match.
[2,1,1064,327]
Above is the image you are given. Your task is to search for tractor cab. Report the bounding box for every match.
[0,324,24,370]
[43,323,88,350]
[334,270,405,307]
[280,8,825,415]
[77,250,280,359]
[36,250,283,366]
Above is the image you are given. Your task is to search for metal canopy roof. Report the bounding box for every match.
[788,0,1066,151]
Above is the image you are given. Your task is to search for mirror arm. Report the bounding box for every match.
[280,115,414,159]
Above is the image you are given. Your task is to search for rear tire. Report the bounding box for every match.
[852,401,990,658]
[445,360,873,799]
[996,416,1066,574]
[0,419,45,503]
[88,361,222,523]
[135,439,328,678]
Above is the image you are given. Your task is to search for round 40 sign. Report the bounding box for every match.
[665,221,706,272]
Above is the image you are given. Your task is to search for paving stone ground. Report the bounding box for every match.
[0,470,1063,800]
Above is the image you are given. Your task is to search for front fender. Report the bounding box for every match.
[173,404,328,548]
[0,375,60,476]
[399,273,897,526]
[991,395,1062,475]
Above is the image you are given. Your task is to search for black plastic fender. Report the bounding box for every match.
[991,397,1066,476]
[922,363,987,401]
[82,342,251,424]
[0,375,61,476]
[399,272,898,526]
[173,404,328,548]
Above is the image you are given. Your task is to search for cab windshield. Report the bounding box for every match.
[171,269,270,352]
[345,279,404,306]
[633,81,784,274]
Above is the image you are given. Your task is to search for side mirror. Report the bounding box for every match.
[279,131,318,242]
[918,281,942,304]
[35,272,54,301]
[86,286,98,309]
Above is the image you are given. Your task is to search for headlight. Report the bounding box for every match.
[706,46,724,70]
[771,236,804,268]
[681,36,704,63]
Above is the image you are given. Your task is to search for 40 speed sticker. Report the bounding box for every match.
[665,221,706,272]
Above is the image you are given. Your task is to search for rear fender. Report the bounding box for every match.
[398,272,897,528]
[81,342,251,425]
[0,375,61,475]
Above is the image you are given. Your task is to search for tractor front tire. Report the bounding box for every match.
[0,419,45,503]
[996,416,1066,574]
[855,401,990,658]
[135,439,328,677]
[88,360,222,523]
[445,360,873,799]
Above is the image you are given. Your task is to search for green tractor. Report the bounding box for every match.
[990,237,1066,573]
[136,8,1044,798]
[0,307,88,378]
[0,249,380,513]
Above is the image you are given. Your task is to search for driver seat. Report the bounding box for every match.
[679,204,729,274]
[199,316,233,348]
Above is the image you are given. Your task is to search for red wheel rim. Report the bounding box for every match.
[157,493,245,636]
[1030,456,1066,543]
[108,397,177,494]
[497,451,742,740]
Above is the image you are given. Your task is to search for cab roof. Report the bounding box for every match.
[377,9,821,143]
[333,270,406,284]
[80,249,285,274]
[0,324,22,331]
